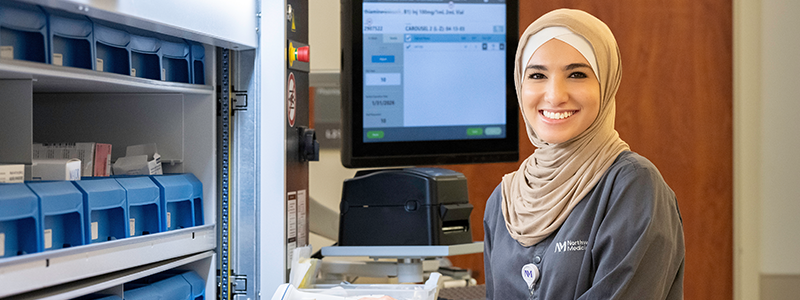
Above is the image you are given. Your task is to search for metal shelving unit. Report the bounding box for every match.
[0,1,222,295]
[0,0,292,298]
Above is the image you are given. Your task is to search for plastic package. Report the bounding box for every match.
[271,273,441,300]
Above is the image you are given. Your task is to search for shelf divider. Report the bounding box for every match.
[0,59,213,94]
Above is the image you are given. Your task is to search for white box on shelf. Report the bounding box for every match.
[30,159,81,181]
[112,143,163,176]
[0,164,25,183]
[31,142,112,177]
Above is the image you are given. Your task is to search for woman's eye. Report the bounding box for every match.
[527,72,546,80]
[569,72,588,79]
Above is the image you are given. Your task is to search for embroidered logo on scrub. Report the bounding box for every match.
[554,240,588,253]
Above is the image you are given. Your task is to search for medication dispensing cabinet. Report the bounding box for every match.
[0,0,300,299]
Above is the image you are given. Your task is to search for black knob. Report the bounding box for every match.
[299,127,320,161]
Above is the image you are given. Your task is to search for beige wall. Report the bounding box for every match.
[307,0,353,251]
[736,0,800,298]
[734,0,761,298]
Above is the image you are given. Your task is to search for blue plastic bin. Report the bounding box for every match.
[72,179,128,244]
[161,39,190,83]
[0,184,41,257]
[134,269,205,300]
[182,173,204,226]
[123,284,157,300]
[125,274,191,300]
[115,177,161,236]
[129,34,160,80]
[142,270,206,300]
[73,293,122,300]
[45,8,94,70]
[150,175,194,231]
[93,22,130,75]
[189,42,205,84]
[26,181,85,251]
[181,270,206,300]
[0,2,48,63]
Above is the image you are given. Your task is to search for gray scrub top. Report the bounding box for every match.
[484,151,685,300]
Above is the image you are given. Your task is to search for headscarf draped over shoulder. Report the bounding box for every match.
[501,9,630,247]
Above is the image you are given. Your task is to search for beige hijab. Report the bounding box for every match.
[501,9,630,247]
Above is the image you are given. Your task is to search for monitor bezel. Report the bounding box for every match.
[341,0,520,168]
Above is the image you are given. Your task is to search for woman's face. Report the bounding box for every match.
[522,39,600,144]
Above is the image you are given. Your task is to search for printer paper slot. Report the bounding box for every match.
[441,220,469,234]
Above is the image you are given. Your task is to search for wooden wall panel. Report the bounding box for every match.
[444,1,733,299]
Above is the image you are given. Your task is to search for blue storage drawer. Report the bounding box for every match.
[129,34,160,80]
[150,175,194,231]
[131,269,205,300]
[26,181,85,251]
[182,173,204,226]
[73,293,122,300]
[0,184,41,257]
[161,39,190,83]
[72,179,128,244]
[45,8,94,70]
[123,284,157,300]
[93,22,130,75]
[115,177,161,236]
[0,2,48,63]
[125,273,191,300]
[181,270,206,300]
[189,42,205,84]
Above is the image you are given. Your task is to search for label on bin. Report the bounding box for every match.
[0,232,4,256]
[130,219,136,236]
[44,229,53,249]
[91,222,99,240]
[1,46,13,60]
[162,68,166,81]
[131,68,137,77]
[96,58,104,72]
[167,212,171,229]
[53,53,63,66]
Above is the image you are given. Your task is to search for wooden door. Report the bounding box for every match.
[444,1,733,299]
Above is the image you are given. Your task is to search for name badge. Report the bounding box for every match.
[522,263,540,289]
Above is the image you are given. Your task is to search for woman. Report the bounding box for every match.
[483,8,684,300]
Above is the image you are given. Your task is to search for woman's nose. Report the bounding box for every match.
[544,78,568,105]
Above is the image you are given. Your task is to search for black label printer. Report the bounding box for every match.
[338,168,473,246]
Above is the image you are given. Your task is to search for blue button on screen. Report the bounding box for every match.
[371,55,395,63]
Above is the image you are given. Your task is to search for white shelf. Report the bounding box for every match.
[0,224,216,298]
[0,58,213,94]
[321,242,484,259]
[10,251,214,300]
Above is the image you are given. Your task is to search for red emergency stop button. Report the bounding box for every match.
[288,42,310,67]
[296,46,309,62]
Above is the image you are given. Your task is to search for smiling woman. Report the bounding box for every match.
[483,8,685,300]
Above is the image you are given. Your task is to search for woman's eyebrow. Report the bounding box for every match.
[564,63,592,71]
[526,64,547,71]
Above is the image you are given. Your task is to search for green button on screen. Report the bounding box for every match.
[367,131,385,139]
[467,128,483,136]
[485,127,502,135]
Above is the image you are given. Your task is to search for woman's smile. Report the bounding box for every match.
[540,109,579,121]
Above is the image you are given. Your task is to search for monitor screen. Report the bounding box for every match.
[341,0,519,168]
